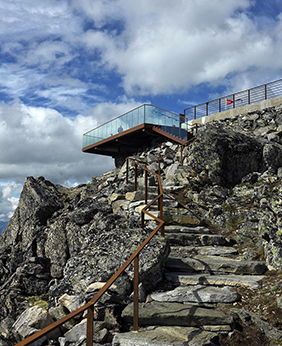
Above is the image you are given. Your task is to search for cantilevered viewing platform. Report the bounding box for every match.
[83,79,282,161]
[82,104,190,157]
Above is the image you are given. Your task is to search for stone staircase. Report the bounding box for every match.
[113,215,268,345]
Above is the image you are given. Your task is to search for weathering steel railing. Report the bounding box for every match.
[184,78,282,121]
[82,104,187,148]
[15,159,165,346]
[15,142,193,346]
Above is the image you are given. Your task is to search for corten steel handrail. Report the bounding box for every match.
[126,158,165,236]
[15,139,195,346]
[15,162,165,346]
[14,222,164,346]
[184,78,282,122]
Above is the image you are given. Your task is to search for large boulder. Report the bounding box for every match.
[12,305,59,345]
[185,122,266,186]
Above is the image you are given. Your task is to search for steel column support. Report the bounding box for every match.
[133,256,139,332]
[86,306,94,346]
[145,165,148,204]
[134,163,137,191]
[126,159,129,184]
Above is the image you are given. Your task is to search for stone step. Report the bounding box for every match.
[113,326,220,346]
[166,233,232,247]
[165,272,265,289]
[165,225,211,234]
[121,301,233,328]
[163,208,201,226]
[151,285,240,304]
[170,246,238,257]
[130,198,178,211]
[165,255,268,275]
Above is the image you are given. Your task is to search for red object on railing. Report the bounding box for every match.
[226,98,243,105]
[184,78,282,121]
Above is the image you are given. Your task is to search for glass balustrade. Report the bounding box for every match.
[83,104,187,148]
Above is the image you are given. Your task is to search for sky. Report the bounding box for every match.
[1,0,282,221]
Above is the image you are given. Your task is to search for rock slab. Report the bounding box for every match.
[121,301,233,327]
[113,326,219,346]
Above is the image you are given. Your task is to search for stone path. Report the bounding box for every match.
[113,205,268,346]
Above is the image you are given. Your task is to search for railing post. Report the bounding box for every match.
[160,195,164,237]
[133,255,139,332]
[126,159,129,184]
[206,102,208,116]
[141,210,144,229]
[233,94,235,108]
[134,163,137,191]
[219,98,221,113]
[248,89,251,104]
[144,164,148,204]
[86,306,94,346]
[265,84,267,100]
[194,106,196,120]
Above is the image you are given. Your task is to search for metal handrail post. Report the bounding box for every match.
[265,84,267,100]
[145,164,148,204]
[126,159,129,184]
[86,306,94,346]
[133,255,139,331]
[160,194,164,237]
[134,163,137,191]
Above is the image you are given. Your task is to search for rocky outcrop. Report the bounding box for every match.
[2,102,282,345]
[0,173,170,344]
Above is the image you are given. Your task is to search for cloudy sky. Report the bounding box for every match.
[1,0,282,221]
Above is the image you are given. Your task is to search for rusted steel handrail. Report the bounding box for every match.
[15,222,164,346]
[184,78,282,121]
[15,138,196,346]
[126,157,164,236]
[15,159,165,346]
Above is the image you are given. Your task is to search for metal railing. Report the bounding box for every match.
[184,78,282,121]
[14,142,192,346]
[15,161,165,346]
[83,104,187,149]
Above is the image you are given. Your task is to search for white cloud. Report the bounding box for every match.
[79,0,282,96]
[0,96,143,220]
[0,180,22,221]
[0,96,140,201]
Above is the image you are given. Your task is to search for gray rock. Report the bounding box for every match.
[151,285,240,304]
[233,308,282,341]
[166,255,267,275]
[164,225,211,234]
[166,233,230,247]
[122,301,233,327]
[12,305,59,344]
[113,326,219,346]
[170,246,238,257]
[165,272,265,289]
[185,122,265,185]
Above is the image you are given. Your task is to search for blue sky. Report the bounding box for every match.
[1,0,282,221]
